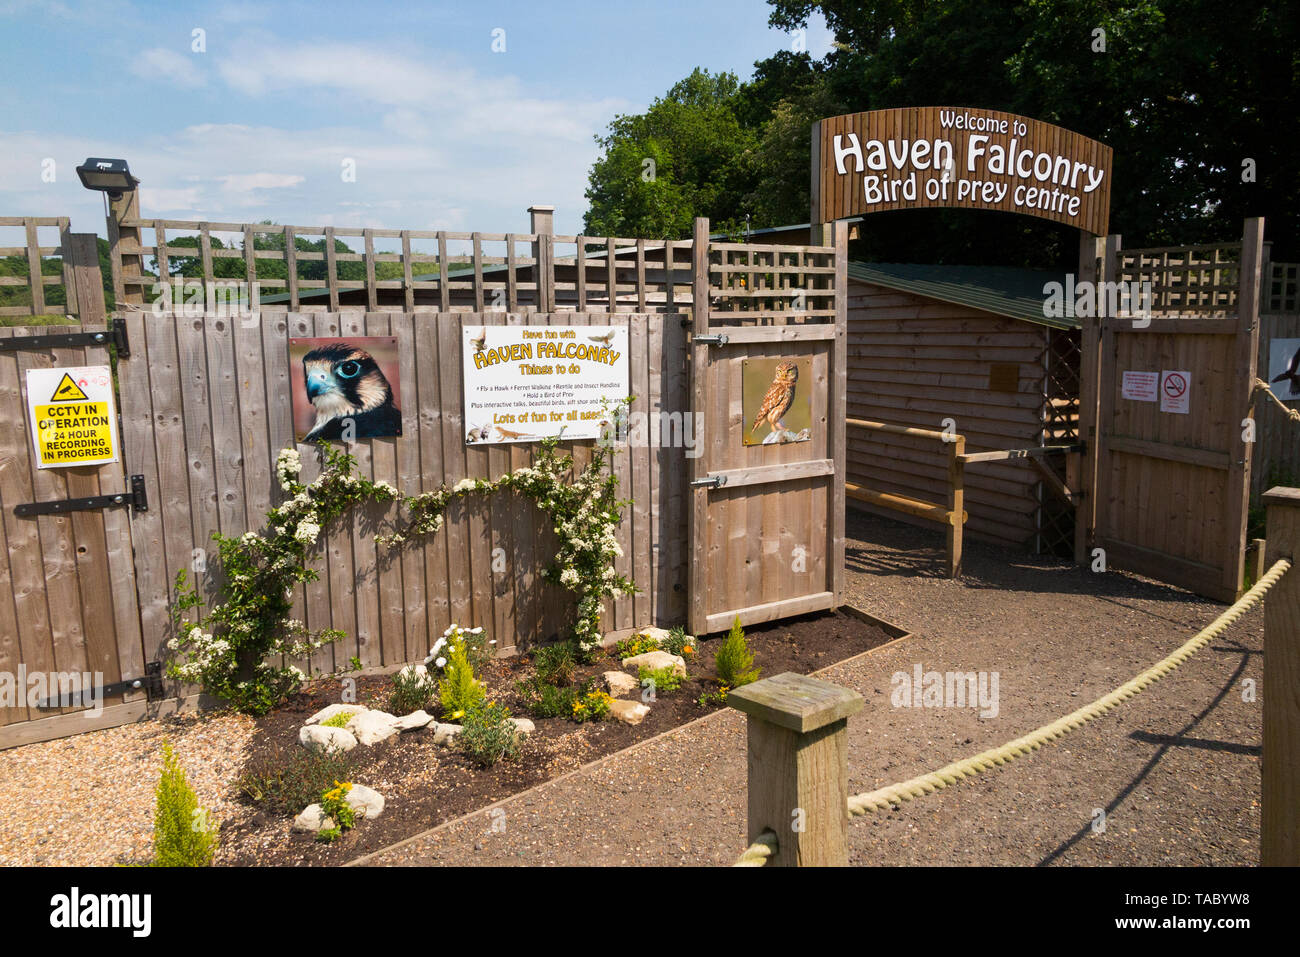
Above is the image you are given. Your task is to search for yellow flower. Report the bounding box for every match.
[450,710,465,720]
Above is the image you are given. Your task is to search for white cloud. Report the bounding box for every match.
[218,172,306,191]
[131,47,206,88]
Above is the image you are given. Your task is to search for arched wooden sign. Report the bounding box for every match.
[812,107,1112,235]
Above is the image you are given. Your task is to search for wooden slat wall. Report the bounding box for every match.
[844,280,1050,548]
[0,325,145,730]
[0,218,73,318]
[119,311,690,676]
[1252,312,1300,500]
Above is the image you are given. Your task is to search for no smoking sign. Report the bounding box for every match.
[1159,370,1190,414]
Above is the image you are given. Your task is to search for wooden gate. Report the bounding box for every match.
[687,220,847,634]
[1083,219,1264,602]
[0,323,148,745]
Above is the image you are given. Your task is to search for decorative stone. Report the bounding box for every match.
[432,722,462,746]
[346,710,401,746]
[635,626,673,643]
[393,709,435,731]
[622,650,687,678]
[604,671,640,697]
[346,784,385,820]
[292,803,333,832]
[304,703,368,726]
[298,724,358,754]
[509,717,535,736]
[609,699,650,725]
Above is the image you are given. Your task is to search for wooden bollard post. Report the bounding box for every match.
[728,672,864,866]
[1263,487,1300,865]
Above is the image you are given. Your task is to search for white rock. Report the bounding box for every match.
[346,710,401,746]
[432,722,462,746]
[298,724,358,754]
[304,703,368,726]
[635,626,673,643]
[393,709,434,731]
[346,784,385,820]
[509,717,535,736]
[622,650,687,678]
[604,670,640,697]
[292,803,333,833]
[609,699,651,725]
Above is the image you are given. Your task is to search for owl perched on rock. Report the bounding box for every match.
[302,342,401,441]
[749,361,798,439]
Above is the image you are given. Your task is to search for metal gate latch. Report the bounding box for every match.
[692,333,729,346]
[690,474,727,489]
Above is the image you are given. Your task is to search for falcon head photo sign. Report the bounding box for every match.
[742,357,811,446]
[289,337,403,442]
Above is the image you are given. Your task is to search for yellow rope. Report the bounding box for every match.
[1253,378,1300,424]
[733,829,778,867]
[847,558,1290,817]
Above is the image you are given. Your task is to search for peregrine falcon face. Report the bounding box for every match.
[302,342,393,436]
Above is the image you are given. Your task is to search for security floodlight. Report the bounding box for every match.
[76,158,138,198]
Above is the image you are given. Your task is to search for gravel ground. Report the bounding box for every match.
[0,711,256,866]
[357,511,1264,866]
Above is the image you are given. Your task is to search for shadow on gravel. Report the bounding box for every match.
[1034,638,1254,866]
[845,509,1222,609]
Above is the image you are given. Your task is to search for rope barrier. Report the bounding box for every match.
[846,558,1291,817]
[733,829,778,867]
[1253,378,1300,424]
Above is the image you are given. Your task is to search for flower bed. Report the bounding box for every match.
[216,609,893,865]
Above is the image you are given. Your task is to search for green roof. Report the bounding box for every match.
[847,262,1076,329]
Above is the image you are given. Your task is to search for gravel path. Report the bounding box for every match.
[358,511,1264,866]
[0,711,255,866]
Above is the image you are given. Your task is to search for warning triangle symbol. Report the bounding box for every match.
[49,372,90,403]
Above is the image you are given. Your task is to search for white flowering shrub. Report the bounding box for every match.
[168,443,399,715]
[384,401,637,654]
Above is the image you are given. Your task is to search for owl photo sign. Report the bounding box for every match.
[288,337,403,442]
[742,356,812,446]
[462,324,628,444]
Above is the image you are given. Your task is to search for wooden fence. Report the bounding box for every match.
[0,217,105,322]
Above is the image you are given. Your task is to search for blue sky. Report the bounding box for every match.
[0,0,833,239]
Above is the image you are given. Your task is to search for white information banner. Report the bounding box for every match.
[25,365,120,468]
[1121,371,1158,402]
[1159,370,1191,414]
[462,323,629,444]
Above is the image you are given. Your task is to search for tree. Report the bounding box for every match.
[583,69,761,238]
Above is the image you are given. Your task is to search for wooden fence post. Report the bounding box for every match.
[687,216,710,637]
[528,205,554,312]
[728,672,864,866]
[107,188,143,310]
[64,232,106,324]
[1263,486,1300,865]
[1074,231,1104,566]
[947,435,965,577]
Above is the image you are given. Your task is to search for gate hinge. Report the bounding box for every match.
[0,317,130,357]
[692,333,729,346]
[690,474,727,489]
[36,661,164,710]
[14,473,147,518]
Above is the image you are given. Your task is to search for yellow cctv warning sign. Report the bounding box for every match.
[25,366,119,468]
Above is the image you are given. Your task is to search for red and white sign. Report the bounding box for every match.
[1159,370,1190,414]
[1121,371,1158,402]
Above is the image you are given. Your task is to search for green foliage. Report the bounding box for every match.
[439,633,486,720]
[390,666,438,715]
[715,616,759,687]
[236,750,355,814]
[319,711,353,729]
[697,685,730,708]
[458,702,520,767]
[661,627,696,657]
[389,403,637,653]
[533,641,578,687]
[168,444,399,714]
[152,742,217,867]
[515,675,578,719]
[316,781,357,844]
[584,68,761,239]
[615,633,661,658]
[570,685,613,723]
[638,664,685,694]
